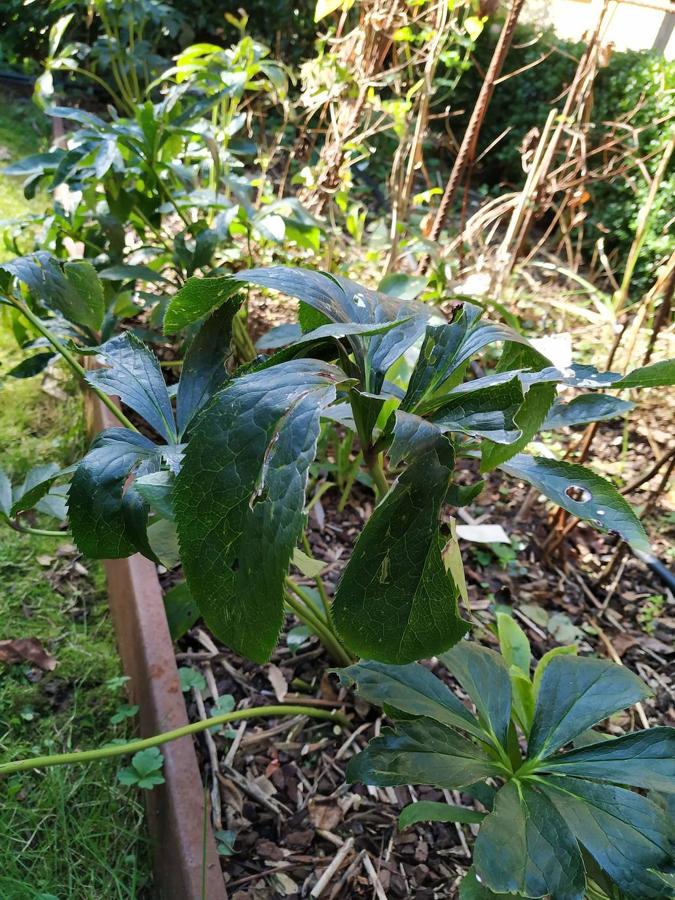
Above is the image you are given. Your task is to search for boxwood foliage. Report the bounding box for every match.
[339,628,675,900]
[7,256,670,663]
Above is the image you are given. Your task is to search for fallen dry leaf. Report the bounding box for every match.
[307,797,343,830]
[0,637,57,671]
[267,663,288,701]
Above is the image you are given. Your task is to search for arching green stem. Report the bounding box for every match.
[0,705,350,777]
[7,298,138,433]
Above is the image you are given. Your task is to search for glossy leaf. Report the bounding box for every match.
[430,376,524,443]
[528,655,650,759]
[337,660,484,738]
[163,275,241,332]
[134,470,175,520]
[399,800,485,830]
[387,411,443,466]
[175,303,240,435]
[1,252,103,330]
[542,776,673,898]
[11,463,63,516]
[68,428,157,558]
[0,469,11,520]
[174,359,347,662]
[459,868,520,899]
[334,439,470,664]
[347,717,504,790]
[542,394,635,430]
[499,454,649,552]
[62,260,105,330]
[541,726,675,793]
[474,780,585,899]
[86,334,177,443]
[441,643,512,747]
[480,343,556,471]
[532,644,577,695]
[233,266,429,389]
[402,309,531,413]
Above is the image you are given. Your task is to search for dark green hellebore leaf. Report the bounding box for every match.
[651,871,675,891]
[350,388,387,446]
[234,266,429,390]
[499,454,649,552]
[480,343,556,471]
[614,358,675,389]
[399,800,485,830]
[134,470,175,520]
[62,260,105,330]
[174,359,347,663]
[459,868,520,899]
[86,333,177,443]
[542,394,635,430]
[429,376,524,443]
[163,275,241,332]
[388,411,443,466]
[334,439,470,664]
[541,776,673,898]
[163,581,199,641]
[540,726,675,793]
[337,660,483,738]
[11,463,63,516]
[175,302,240,435]
[441,643,512,748]
[98,264,167,284]
[446,480,485,507]
[474,780,585,900]
[528,655,650,759]
[6,352,56,378]
[347,717,503,790]
[402,309,531,413]
[0,252,103,331]
[69,428,157,558]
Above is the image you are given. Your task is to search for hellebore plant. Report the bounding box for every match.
[2,257,674,666]
[339,617,675,899]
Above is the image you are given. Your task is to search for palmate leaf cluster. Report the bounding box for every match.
[3,258,665,664]
[339,636,675,900]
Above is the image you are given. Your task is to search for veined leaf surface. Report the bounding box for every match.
[174,359,347,662]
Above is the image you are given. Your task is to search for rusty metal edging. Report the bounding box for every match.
[85,395,226,900]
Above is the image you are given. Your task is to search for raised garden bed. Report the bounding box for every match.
[86,394,226,900]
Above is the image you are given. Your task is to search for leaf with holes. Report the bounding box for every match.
[499,454,649,551]
[174,359,348,662]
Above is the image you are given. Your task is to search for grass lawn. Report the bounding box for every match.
[0,87,49,227]
[0,89,152,899]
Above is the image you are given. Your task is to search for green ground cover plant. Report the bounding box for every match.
[340,614,675,899]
